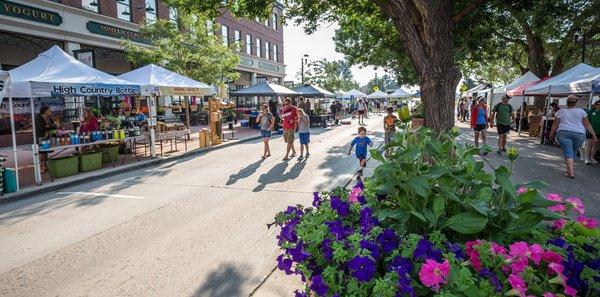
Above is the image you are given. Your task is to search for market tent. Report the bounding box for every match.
[480,72,539,95]
[507,77,551,97]
[524,63,597,95]
[346,89,367,98]
[7,45,141,98]
[230,81,297,97]
[335,90,351,99]
[466,83,491,97]
[367,90,388,99]
[118,64,213,96]
[388,88,412,98]
[293,84,335,98]
[594,76,600,93]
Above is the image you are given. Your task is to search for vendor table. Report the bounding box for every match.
[39,135,145,182]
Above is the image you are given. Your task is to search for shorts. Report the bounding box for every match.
[261,130,271,138]
[283,129,295,143]
[556,130,586,159]
[299,132,310,144]
[356,153,367,161]
[384,131,395,144]
[358,110,365,115]
[497,124,511,135]
[474,124,487,131]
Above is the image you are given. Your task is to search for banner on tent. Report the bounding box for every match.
[0,98,64,115]
[36,83,141,96]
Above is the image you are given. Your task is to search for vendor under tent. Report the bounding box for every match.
[346,89,367,99]
[293,84,335,98]
[118,64,214,158]
[506,77,551,135]
[479,71,540,107]
[367,90,388,100]
[4,45,142,187]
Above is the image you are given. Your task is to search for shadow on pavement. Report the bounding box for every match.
[226,159,265,186]
[193,262,255,297]
[253,160,309,192]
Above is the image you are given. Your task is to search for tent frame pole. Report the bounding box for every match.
[8,79,20,191]
[518,95,525,136]
[150,95,157,158]
[542,86,552,145]
[30,97,42,185]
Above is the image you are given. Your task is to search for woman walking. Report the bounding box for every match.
[470,98,489,155]
[357,99,366,125]
[256,104,274,159]
[550,96,597,178]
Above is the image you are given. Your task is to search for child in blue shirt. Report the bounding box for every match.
[348,126,373,177]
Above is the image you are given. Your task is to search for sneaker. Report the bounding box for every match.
[297,155,304,161]
[585,159,592,165]
[592,159,599,164]
[497,150,503,155]
[305,153,310,158]
[501,148,507,152]
[482,151,488,156]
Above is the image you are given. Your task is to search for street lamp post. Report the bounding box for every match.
[301,54,309,85]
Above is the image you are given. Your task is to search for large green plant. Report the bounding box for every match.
[369,127,560,242]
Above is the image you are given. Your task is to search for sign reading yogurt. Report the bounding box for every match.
[48,84,141,96]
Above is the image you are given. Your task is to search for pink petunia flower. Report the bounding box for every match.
[529,244,544,265]
[576,216,598,229]
[548,263,564,275]
[552,219,567,230]
[348,187,362,203]
[491,243,507,255]
[418,258,450,292]
[546,193,562,202]
[564,286,577,297]
[465,241,482,271]
[565,197,585,214]
[542,251,563,264]
[548,204,567,212]
[542,293,556,297]
[508,274,528,297]
[509,242,528,258]
[517,187,528,194]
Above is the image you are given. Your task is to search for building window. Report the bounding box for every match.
[245,34,252,55]
[117,0,132,22]
[264,18,270,27]
[221,25,229,46]
[169,7,178,23]
[273,44,278,62]
[82,0,99,13]
[256,38,261,58]
[272,13,278,30]
[145,0,157,22]
[234,30,241,51]
[265,41,270,60]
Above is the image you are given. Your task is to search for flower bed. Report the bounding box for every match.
[273,128,600,296]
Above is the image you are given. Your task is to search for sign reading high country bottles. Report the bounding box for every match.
[0,0,62,26]
[86,21,151,44]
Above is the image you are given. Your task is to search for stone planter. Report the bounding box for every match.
[411,117,425,129]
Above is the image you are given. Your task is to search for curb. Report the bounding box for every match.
[0,134,263,205]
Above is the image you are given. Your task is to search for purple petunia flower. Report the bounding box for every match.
[284,205,304,217]
[326,220,353,240]
[330,196,350,217]
[276,254,294,275]
[378,229,400,254]
[479,268,502,292]
[547,237,568,249]
[355,180,364,189]
[564,249,587,293]
[278,219,299,245]
[310,274,329,296]
[289,241,311,262]
[348,255,377,282]
[360,240,381,260]
[321,238,334,261]
[313,192,322,207]
[359,207,379,234]
[397,273,415,297]
[413,238,443,262]
[446,242,465,260]
[294,290,308,297]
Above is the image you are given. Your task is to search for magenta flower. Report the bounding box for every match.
[552,219,567,230]
[465,240,482,271]
[542,293,556,297]
[542,251,563,264]
[576,216,598,229]
[348,187,363,203]
[529,244,544,265]
[564,285,577,297]
[548,204,567,212]
[418,258,450,292]
[516,187,528,194]
[565,197,585,214]
[546,193,562,202]
[507,274,527,297]
[548,262,565,275]
[491,242,507,255]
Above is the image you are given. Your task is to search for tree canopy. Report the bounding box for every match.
[299,59,359,92]
[122,14,240,85]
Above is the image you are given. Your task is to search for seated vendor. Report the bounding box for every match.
[80,108,99,133]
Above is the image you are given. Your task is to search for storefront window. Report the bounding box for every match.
[234,30,241,51]
[256,38,261,58]
[273,44,278,62]
[82,0,99,13]
[117,0,132,22]
[246,34,252,55]
[272,13,278,30]
[221,25,229,46]
[265,41,270,60]
[145,0,157,22]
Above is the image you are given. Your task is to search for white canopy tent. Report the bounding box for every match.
[388,88,412,98]
[335,90,351,100]
[479,71,540,107]
[346,89,367,98]
[118,64,214,96]
[524,63,596,96]
[4,45,142,187]
[367,90,388,99]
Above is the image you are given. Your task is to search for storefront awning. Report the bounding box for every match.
[5,45,141,98]
[118,64,214,96]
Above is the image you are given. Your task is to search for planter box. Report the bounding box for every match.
[79,151,103,172]
[411,117,425,129]
[48,156,79,178]
[98,144,119,163]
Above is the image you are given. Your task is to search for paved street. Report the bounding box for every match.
[0,116,383,297]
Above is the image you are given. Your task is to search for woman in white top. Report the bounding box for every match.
[550,95,597,178]
[357,99,366,125]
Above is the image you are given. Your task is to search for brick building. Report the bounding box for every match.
[0,0,286,86]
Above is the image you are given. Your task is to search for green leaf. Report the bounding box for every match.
[409,211,428,223]
[476,187,493,202]
[408,176,430,197]
[370,148,384,162]
[422,165,449,179]
[518,180,549,190]
[473,172,494,184]
[378,209,409,221]
[433,196,445,217]
[468,199,492,216]
[443,213,489,234]
[504,213,544,234]
[532,207,563,220]
[495,166,517,199]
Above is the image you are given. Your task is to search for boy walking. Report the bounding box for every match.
[348,126,373,178]
[490,95,514,155]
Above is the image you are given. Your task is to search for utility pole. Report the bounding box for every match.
[301,54,309,85]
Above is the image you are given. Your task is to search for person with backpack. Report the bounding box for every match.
[490,95,515,155]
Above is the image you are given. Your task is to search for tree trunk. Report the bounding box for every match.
[375,0,463,131]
